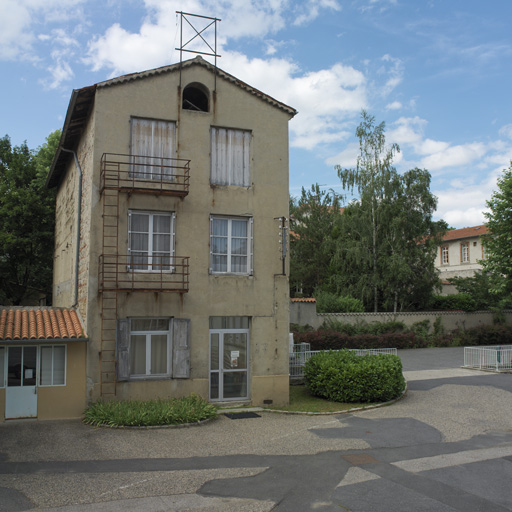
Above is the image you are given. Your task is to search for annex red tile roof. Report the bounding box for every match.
[291,298,317,303]
[442,225,488,242]
[0,307,86,341]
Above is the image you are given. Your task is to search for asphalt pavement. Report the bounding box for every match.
[1,346,512,511]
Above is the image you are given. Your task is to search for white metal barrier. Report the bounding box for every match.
[289,346,398,378]
[464,346,512,372]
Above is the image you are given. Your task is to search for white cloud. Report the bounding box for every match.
[0,0,84,60]
[386,101,402,110]
[499,124,512,140]
[419,142,486,171]
[378,54,403,96]
[294,0,341,26]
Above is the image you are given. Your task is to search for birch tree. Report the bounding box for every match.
[334,111,443,312]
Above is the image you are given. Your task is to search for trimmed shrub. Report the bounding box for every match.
[452,324,512,347]
[294,329,420,350]
[430,293,478,311]
[316,291,365,313]
[304,350,405,403]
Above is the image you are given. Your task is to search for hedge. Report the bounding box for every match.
[294,329,423,350]
[304,350,406,403]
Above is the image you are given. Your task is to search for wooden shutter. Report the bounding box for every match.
[116,319,130,381]
[172,318,190,378]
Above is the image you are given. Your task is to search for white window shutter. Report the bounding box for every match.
[172,318,191,379]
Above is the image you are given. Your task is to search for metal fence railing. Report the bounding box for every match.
[464,346,512,372]
[289,345,398,378]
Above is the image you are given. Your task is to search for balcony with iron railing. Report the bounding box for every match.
[99,254,190,293]
[100,153,191,196]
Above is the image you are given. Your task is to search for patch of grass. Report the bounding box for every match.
[83,394,218,427]
[264,385,377,413]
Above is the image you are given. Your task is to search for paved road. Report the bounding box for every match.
[1,347,512,511]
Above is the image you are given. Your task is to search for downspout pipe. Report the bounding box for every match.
[59,147,83,308]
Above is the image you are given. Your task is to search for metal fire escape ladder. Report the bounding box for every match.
[100,184,120,398]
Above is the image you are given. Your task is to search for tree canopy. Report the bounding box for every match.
[289,184,342,297]
[289,111,445,312]
[482,162,512,301]
[0,131,60,305]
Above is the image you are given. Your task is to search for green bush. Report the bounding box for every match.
[83,394,218,427]
[451,324,512,347]
[294,329,421,350]
[321,318,406,336]
[315,291,365,313]
[304,350,405,403]
[430,293,478,311]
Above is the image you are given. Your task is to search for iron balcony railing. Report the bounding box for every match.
[99,254,190,293]
[100,153,191,196]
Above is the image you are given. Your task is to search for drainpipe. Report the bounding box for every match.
[60,147,83,308]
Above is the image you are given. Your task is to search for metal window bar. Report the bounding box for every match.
[464,346,512,372]
[100,153,191,196]
[289,347,398,378]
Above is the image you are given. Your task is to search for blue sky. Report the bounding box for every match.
[1,0,512,228]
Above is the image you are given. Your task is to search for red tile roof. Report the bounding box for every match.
[0,307,86,341]
[291,298,317,303]
[442,225,488,242]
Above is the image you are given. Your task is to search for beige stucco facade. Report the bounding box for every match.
[435,226,487,295]
[50,58,295,407]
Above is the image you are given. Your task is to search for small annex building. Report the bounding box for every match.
[19,56,297,421]
[0,307,87,421]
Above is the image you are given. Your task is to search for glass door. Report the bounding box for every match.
[210,330,249,401]
[5,346,38,419]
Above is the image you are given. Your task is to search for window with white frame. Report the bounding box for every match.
[0,347,4,387]
[441,246,449,265]
[460,242,469,263]
[210,216,253,274]
[129,211,175,271]
[40,345,66,386]
[211,127,251,186]
[129,318,171,377]
[130,118,176,181]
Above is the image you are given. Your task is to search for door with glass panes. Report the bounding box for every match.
[209,330,249,401]
[5,346,38,419]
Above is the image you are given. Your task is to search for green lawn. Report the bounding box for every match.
[264,385,377,413]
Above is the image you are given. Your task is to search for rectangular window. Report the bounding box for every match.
[40,345,66,386]
[130,318,171,378]
[210,216,253,274]
[441,246,449,265]
[0,347,4,388]
[461,242,469,263]
[131,118,176,181]
[129,211,175,271]
[211,127,251,186]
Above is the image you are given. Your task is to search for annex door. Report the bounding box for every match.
[209,330,249,401]
[5,346,38,419]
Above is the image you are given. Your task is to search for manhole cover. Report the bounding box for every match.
[223,412,262,419]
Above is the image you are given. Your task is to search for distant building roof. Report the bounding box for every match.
[290,298,317,303]
[0,307,87,342]
[442,225,488,242]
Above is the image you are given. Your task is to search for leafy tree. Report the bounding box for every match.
[0,131,60,305]
[482,162,512,301]
[334,111,444,312]
[289,184,342,296]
